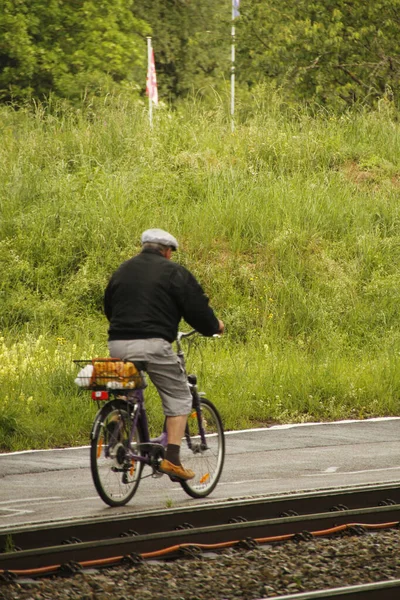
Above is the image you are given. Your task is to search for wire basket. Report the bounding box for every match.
[74,358,146,390]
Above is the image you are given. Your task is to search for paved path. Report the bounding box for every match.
[1,417,400,528]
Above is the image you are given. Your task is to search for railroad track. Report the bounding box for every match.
[1,482,400,574]
[269,579,400,599]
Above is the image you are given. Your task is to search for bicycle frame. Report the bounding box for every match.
[104,388,166,467]
[101,367,208,467]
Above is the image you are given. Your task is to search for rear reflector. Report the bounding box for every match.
[91,390,109,401]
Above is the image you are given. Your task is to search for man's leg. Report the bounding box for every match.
[144,339,195,480]
[164,414,188,466]
[161,413,194,479]
[166,414,187,445]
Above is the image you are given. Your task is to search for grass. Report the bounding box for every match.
[1,92,400,451]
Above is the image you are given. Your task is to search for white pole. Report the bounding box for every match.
[231,10,235,133]
[147,36,153,129]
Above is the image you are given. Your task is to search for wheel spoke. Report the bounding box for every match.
[180,398,225,498]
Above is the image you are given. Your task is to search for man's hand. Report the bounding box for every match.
[218,319,225,334]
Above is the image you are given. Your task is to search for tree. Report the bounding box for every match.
[0,0,148,101]
[237,0,400,107]
[131,0,231,100]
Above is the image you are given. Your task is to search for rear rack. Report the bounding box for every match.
[74,358,146,390]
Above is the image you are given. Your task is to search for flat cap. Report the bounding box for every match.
[141,228,179,250]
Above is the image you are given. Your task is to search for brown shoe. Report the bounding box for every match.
[159,459,195,481]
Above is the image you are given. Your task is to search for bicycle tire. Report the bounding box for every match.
[180,397,225,498]
[90,399,144,507]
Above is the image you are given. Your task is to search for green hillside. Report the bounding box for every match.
[1,95,400,451]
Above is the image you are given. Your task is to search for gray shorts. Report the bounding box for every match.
[108,338,192,417]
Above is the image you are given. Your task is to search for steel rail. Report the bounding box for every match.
[1,503,399,572]
[1,482,400,554]
[264,578,400,599]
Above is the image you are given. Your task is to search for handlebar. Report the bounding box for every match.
[176,330,220,354]
[177,330,197,342]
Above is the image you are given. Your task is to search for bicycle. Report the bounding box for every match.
[74,330,225,507]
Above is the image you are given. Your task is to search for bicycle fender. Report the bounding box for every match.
[90,409,104,440]
[90,399,129,441]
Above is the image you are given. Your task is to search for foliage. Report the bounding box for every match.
[0,0,148,101]
[0,334,98,450]
[1,0,400,106]
[131,0,230,99]
[237,0,400,107]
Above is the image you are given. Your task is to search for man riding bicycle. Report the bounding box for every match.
[104,228,224,481]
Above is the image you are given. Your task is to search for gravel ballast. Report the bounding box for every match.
[2,528,400,599]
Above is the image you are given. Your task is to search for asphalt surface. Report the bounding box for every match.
[1,417,400,528]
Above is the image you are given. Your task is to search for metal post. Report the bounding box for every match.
[231,21,235,133]
[231,1,240,132]
[147,36,153,129]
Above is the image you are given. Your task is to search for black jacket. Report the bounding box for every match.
[104,248,220,342]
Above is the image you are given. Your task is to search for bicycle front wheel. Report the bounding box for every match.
[180,397,225,498]
[90,399,143,507]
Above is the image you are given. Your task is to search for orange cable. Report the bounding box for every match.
[1,519,398,578]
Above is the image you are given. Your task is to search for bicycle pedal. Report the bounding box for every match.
[151,468,164,479]
[169,475,180,483]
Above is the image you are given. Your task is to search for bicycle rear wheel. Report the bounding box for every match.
[180,397,225,498]
[90,399,143,507]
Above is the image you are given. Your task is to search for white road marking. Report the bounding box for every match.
[0,496,102,517]
[325,466,339,473]
[218,478,278,485]
[33,496,99,505]
[1,416,400,456]
[168,469,400,490]
[0,497,61,505]
[306,466,400,477]
[0,508,34,518]
[0,496,98,507]
[224,416,400,435]
[166,478,279,492]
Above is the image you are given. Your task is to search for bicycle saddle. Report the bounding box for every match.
[133,360,147,372]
